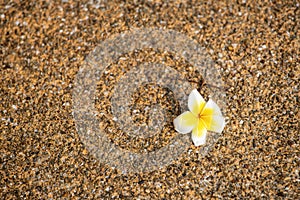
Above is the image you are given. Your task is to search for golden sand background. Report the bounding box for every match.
[0,0,299,199]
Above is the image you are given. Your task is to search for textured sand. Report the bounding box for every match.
[0,0,299,199]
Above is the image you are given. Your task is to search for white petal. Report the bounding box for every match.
[201,99,225,133]
[208,115,225,133]
[191,120,207,146]
[201,99,223,116]
[188,89,206,116]
[173,111,198,134]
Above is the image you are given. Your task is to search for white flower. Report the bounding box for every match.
[173,89,225,146]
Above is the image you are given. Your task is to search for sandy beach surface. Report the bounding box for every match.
[1,0,299,199]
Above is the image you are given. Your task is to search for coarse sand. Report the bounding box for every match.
[0,0,299,199]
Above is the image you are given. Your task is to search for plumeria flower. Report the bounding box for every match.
[173,89,225,146]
